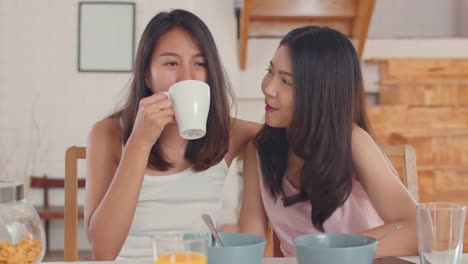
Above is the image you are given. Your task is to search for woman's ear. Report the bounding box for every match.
[144,73,152,89]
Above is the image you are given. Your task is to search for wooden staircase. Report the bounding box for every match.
[239,0,375,69]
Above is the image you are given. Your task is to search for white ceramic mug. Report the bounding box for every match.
[164,80,210,140]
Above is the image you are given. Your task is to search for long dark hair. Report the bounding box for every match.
[110,9,233,171]
[254,26,372,231]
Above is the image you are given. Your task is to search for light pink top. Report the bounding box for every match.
[258,157,384,257]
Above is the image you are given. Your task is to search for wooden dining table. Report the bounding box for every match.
[41,255,468,264]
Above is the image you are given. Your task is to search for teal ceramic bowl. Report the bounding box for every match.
[294,233,378,264]
[208,232,266,264]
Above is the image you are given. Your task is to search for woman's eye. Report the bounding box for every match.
[282,79,291,85]
[194,62,207,67]
[266,68,273,75]
[164,62,178,66]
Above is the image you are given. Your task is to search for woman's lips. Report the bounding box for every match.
[265,104,278,112]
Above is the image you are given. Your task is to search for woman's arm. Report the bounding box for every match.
[225,118,262,165]
[84,119,151,260]
[85,93,174,260]
[351,126,418,256]
[239,141,269,238]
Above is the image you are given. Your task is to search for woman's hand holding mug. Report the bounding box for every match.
[130,93,175,148]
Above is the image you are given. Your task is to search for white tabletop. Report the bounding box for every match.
[38,256,430,264]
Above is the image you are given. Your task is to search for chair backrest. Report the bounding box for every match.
[380,144,419,202]
[64,146,86,261]
[266,144,419,257]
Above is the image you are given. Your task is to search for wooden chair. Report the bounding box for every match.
[266,144,419,257]
[30,175,85,253]
[380,144,419,202]
[64,146,86,261]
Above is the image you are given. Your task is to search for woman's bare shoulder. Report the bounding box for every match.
[225,117,262,162]
[230,117,262,137]
[87,118,122,162]
[351,123,375,147]
[89,118,121,140]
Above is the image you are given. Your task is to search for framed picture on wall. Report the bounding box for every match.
[78,2,135,72]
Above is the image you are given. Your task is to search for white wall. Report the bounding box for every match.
[458,0,468,37]
[2,0,468,252]
[368,0,459,38]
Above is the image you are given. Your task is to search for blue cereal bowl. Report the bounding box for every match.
[294,233,378,264]
[208,232,266,264]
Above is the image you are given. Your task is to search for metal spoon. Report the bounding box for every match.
[201,214,224,247]
[377,225,402,241]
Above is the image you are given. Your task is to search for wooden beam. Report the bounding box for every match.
[352,0,375,59]
[239,0,251,70]
[249,20,352,38]
[250,0,356,17]
[250,15,354,21]
[30,176,85,188]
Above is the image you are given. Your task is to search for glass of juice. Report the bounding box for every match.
[153,231,209,264]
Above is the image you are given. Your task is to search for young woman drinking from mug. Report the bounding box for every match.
[240,26,418,257]
[85,9,260,260]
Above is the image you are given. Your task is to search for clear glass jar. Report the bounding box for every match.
[0,181,45,263]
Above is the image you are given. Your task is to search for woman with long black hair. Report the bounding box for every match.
[240,26,417,257]
[85,9,260,260]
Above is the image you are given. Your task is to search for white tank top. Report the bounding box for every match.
[117,160,228,260]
